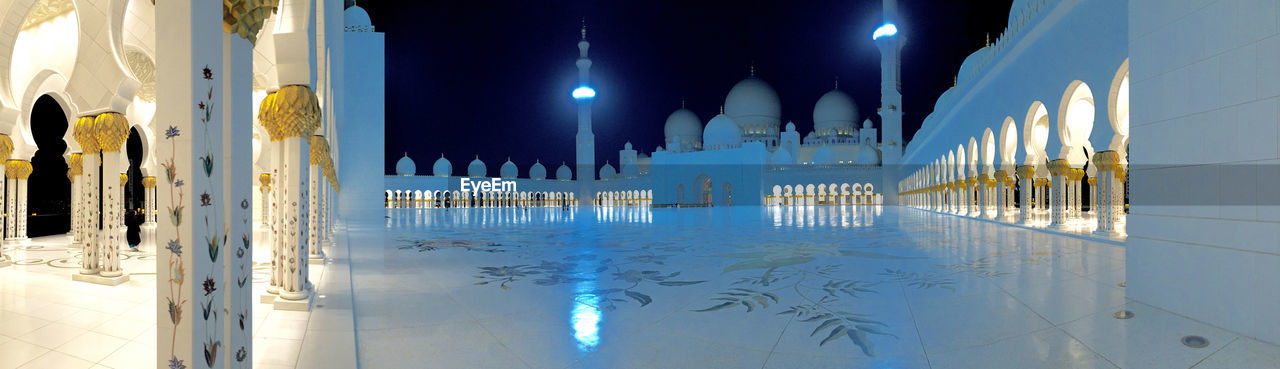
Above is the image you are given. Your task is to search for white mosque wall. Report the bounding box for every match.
[651,142,768,206]
[794,144,863,164]
[339,28,385,216]
[903,0,1129,171]
[763,165,882,189]
[1128,0,1280,345]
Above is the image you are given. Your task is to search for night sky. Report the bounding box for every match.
[355,0,1013,176]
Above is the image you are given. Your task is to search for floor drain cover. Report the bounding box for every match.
[1182,335,1209,348]
[1113,310,1134,319]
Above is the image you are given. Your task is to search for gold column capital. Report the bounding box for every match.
[0,134,12,161]
[5,159,32,179]
[94,112,130,153]
[68,152,83,176]
[262,85,321,141]
[142,176,157,188]
[73,116,100,153]
[1092,150,1120,171]
[1016,165,1035,180]
[223,0,280,44]
[120,173,128,186]
[309,135,331,166]
[1048,159,1070,177]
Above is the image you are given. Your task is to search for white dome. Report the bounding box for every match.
[769,148,793,165]
[703,114,742,150]
[813,89,857,134]
[500,159,518,178]
[624,141,633,150]
[813,145,835,165]
[663,108,702,141]
[432,156,451,177]
[599,162,617,179]
[344,5,373,32]
[529,161,547,180]
[725,77,781,132]
[395,154,416,176]
[467,157,487,177]
[556,164,573,180]
[785,121,796,132]
[856,142,882,165]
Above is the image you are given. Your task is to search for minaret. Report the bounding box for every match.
[573,23,596,192]
[875,0,905,204]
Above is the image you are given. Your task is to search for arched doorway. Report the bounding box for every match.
[695,175,712,206]
[125,127,144,246]
[27,95,71,237]
[722,182,732,206]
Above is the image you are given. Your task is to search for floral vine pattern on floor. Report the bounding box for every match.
[395,215,1062,358]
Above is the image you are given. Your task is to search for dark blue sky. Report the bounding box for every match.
[356,0,1012,175]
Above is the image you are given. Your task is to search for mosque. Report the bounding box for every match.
[386,29,894,209]
[0,0,1276,367]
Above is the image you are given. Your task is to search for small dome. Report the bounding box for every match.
[599,162,617,179]
[785,121,796,132]
[862,118,873,129]
[813,146,835,165]
[813,89,857,134]
[856,142,882,165]
[663,108,702,141]
[500,159,518,178]
[803,131,817,144]
[529,161,547,180]
[467,156,487,177]
[725,77,781,132]
[395,154,416,176]
[655,146,665,152]
[431,155,451,177]
[344,5,373,32]
[770,148,793,165]
[703,113,742,150]
[556,163,573,180]
[624,141,633,150]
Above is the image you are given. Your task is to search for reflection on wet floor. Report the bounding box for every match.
[351,206,1278,369]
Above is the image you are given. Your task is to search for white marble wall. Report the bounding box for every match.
[1128,0,1280,344]
[338,29,385,218]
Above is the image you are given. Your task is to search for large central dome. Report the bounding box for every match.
[725,77,781,133]
[813,89,857,135]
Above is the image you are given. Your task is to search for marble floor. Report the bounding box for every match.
[0,228,355,369]
[352,206,1279,369]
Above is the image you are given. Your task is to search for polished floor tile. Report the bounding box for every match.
[344,206,1276,368]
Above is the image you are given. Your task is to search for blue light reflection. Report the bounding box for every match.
[571,276,601,352]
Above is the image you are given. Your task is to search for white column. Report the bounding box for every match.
[1093,151,1122,236]
[4,160,31,245]
[0,155,7,266]
[97,113,130,278]
[221,32,255,366]
[307,135,327,262]
[259,173,271,226]
[1048,159,1069,228]
[141,177,157,251]
[1017,166,1035,224]
[155,0,230,366]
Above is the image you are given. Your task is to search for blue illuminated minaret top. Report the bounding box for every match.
[574,23,595,184]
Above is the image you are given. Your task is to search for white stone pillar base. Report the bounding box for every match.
[72,272,130,286]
